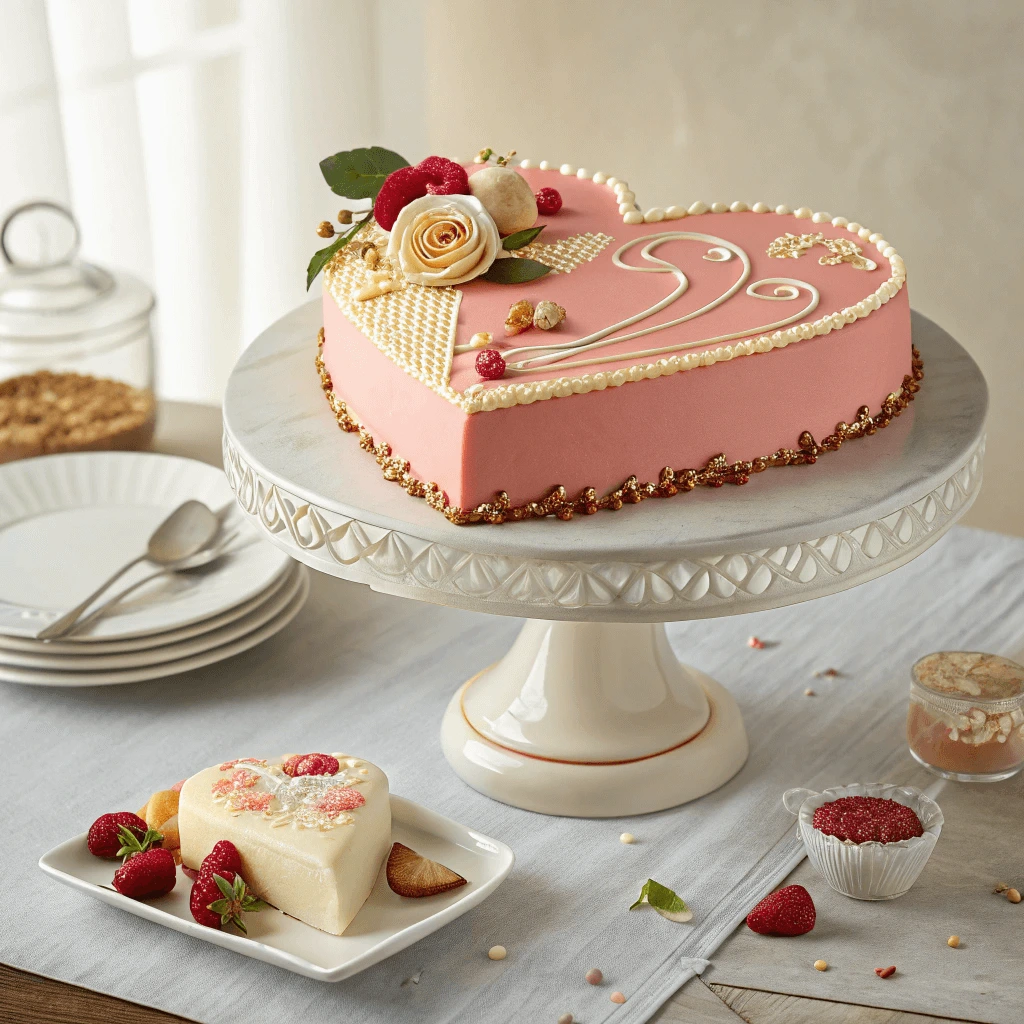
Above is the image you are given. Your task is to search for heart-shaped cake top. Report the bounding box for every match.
[200,754,377,832]
[321,152,905,416]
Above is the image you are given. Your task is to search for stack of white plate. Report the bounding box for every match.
[0,452,308,686]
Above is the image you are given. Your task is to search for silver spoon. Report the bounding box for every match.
[60,531,241,639]
[36,500,221,641]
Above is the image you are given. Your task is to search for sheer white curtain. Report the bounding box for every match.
[0,0,427,403]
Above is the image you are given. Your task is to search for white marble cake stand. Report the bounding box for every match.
[222,303,986,817]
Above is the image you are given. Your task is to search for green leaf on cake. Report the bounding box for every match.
[481,257,552,284]
[630,879,693,922]
[306,216,371,290]
[319,146,410,200]
[501,225,545,251]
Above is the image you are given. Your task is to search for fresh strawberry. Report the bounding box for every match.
[199,839,243,879]
[190,870,233,928]
[112,848,176,900]
[746,884,816,936]
[116,824,164,861]
[87,812,149,858]
[281,753,340,778]
[190,869,268,933]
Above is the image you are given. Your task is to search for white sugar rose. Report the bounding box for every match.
[386,194,500,286]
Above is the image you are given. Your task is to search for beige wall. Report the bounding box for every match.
[426,0,1023,536]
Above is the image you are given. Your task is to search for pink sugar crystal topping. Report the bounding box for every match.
[232,791,273,813]
[313,786,366,817]
[211,769,260,796]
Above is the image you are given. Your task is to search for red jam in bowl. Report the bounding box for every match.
[812,795,924,844]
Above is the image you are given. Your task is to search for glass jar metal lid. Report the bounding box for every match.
[911,651,1024,705]
[0,201,154,342]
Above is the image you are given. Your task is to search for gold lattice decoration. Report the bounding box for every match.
[511,232,614,274]
[767,232,876,271]
[323,228,462,405]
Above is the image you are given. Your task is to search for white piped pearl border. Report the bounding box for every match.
[458,158,907,415]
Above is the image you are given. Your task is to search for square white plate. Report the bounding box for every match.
[39,795,514,982]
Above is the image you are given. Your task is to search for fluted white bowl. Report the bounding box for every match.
[783,782,943,901]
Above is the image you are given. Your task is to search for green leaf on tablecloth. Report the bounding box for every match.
[319,146,410,199]
[630,879,693,922]
[481,257,552,284]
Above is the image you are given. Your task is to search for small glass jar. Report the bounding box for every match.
[0,201,156,463]
[907,651,1024,782]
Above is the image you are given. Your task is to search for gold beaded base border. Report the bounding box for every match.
[315,328,924,526]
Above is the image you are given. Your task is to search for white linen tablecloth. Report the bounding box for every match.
[1,525,1021,1024]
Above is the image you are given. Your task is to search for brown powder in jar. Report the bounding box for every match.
[0,370,155,463]
[907,701,1024,775]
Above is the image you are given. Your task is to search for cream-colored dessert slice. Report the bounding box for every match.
[179,754,391,936]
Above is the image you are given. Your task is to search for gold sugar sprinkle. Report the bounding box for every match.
[505,300,534,336]
[767,232,876,271]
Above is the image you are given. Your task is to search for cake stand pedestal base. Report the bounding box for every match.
[439,620,748,817]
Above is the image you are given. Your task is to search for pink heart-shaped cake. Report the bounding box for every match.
[318,155,913,524]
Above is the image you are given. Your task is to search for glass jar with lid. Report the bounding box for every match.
[0,201,156,463]
[907,651,1024,782]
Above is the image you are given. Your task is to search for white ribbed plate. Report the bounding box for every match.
[39,795,514,982]
[0,564,305,671]
[0,452,292,640]
[0,569,309,686]
[0,562,295,655]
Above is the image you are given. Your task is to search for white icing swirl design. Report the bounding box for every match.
[502,233,819,374]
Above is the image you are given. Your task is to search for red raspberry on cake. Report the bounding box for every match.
[535,187,562,215]
[812,796,924,844]
[281,752,340,778]
[475,350,506,381]
[374,156,470,231]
